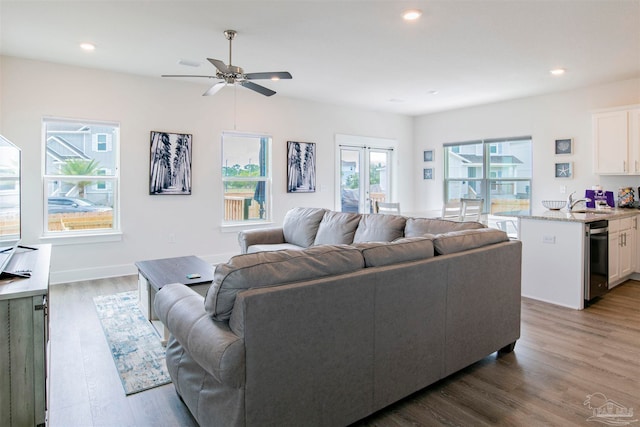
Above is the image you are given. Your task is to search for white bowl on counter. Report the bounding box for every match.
[541,200,566,210]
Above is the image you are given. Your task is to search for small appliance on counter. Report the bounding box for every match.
[585,186,615,209]
[616,187,635,208]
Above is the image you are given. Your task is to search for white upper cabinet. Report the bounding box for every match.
[593,106,640,175]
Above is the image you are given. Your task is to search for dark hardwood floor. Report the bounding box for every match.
[48,278,640,426]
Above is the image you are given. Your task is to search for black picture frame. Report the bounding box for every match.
[287,141,316,193]
[423,149,434,162]
[423,168,434,180]
[149,131,192,195]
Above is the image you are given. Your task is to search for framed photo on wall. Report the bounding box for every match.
[287,141,316,192]
[555,162,573,178]
[555,138,573,155]
[423,149,434,162]
[149,131,192,195]
[423,168,434,180]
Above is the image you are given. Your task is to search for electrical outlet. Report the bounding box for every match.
[559,186,566,194]
[542,235,556,244]
[168,233,176,243]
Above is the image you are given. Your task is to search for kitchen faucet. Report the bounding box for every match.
[567,191,591,210]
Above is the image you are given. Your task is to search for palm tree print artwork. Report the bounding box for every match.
[287,141,316,193]
[150,131,192,195]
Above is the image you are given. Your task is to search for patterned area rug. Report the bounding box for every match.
[93,291,171,395]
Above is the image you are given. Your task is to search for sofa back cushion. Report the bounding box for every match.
[205,245,365,321]
[355,236,435,267]
[433,228,509,255]
[282,207,327,248]
[314,211,361,245]
[353,214,406,243]
[404,217,485,237]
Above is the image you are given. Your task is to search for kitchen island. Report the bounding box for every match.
[501,208,639,309]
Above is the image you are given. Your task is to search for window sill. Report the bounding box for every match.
[39,231,123,246]
[220,221,274,233]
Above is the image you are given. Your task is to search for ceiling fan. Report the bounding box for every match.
[162,29,292,97]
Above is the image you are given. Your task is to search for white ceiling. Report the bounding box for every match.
[1,0,639,116]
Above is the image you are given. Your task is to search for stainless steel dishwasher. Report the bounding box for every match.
[585,220,608,302]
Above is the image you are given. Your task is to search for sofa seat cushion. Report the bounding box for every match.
[205,245,365,321]
[353,214,406,243]
[355,236,435,267]
[433,228,509,255]
[247,243,304,253]
[404,217,485,237]
[314,211,361,245]
[282,207,327,248]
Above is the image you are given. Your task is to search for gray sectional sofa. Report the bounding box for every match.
[154,207,522,427]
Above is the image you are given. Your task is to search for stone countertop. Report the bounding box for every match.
[495,208,640,223]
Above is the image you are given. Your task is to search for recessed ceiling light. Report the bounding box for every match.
[550,68,566,76]
[428,90,439,95]
[402,9,423,21]
[80,42,95,51]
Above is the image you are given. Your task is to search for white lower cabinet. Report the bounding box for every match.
[609,216,637,288]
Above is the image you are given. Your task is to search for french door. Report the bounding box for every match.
[337,142,394,214]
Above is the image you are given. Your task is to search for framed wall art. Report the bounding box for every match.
[555,138,573,155]
[287,141,316,192]
[423,149,434,162]
[149,131,192,195]
[555,162,573,179]
[423,168,434,180]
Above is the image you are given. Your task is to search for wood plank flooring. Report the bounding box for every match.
[48,278,640,426]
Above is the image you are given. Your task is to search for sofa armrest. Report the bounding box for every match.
[237,227,285,254]
[154,283,245,387]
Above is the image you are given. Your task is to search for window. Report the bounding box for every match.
[43,118,119,234]
[444,136,532,215]
[221,132,271,224]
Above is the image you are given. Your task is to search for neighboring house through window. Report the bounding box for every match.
[43,118,119,234]
[444,136,532,215]
[221,132,271,224]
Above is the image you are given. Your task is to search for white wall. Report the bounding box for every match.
[415,78,640,212]
[0,56,413,283]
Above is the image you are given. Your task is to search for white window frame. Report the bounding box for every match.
[221,131,272,227]
[42,117,120,240]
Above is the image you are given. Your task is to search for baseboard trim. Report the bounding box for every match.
[50,252,237,285]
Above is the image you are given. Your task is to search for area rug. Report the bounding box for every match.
[93,291,171,395]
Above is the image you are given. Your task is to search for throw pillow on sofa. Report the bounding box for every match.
[314,211,361,245]
[352,214,406,243]
[282,207,327,248]
[205,245,365,321]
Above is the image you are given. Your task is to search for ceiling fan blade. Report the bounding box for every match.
[207,58,230,73]
[203,82,226,96]
[240,81,276,97]
[245,71,292,80]
[162,74,216,78]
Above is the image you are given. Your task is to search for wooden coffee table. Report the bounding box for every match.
[135,255,214,344]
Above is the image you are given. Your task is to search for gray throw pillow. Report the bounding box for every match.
[314,211,361,245]
[282,207,326,248]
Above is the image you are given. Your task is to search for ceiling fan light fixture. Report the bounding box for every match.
[402,9,423,21]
